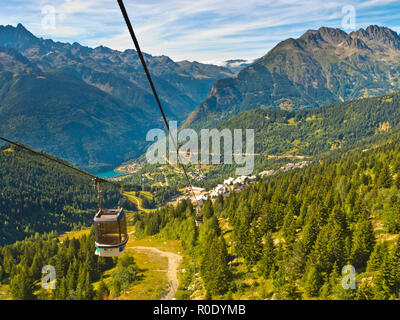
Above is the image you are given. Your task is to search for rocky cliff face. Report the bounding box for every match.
[184,25,400,130]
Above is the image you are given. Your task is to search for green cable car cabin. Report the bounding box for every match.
[94,207,129,257]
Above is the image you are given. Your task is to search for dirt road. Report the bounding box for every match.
[128,246,182,300]
[123,192,155,213]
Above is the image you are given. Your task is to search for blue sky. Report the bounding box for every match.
[1,0,400,64]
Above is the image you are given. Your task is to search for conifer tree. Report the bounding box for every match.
[367,242,386,272]
[304,266,322,297]
[9,266,35,300]
[378,164,393,188]
[55,278,68,300]
[388,240,400,297]
[259,232,275,278]
[385,198,400,233]
[301,212,320,255]
[272,267,300,300]
[351,216,375,270]
[30,253,42,280]
[202,198,214,219]
[373,251,392,299]
[200,237,231,297]
[96,279,109,300]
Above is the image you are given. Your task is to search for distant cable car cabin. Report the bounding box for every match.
[93,178,128,257]
[195,213,203,226]
[195,206,203,227]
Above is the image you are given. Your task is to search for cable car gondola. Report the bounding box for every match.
[94,207,128,257]
[93,178,128,257]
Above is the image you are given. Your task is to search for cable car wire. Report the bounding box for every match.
[117,0,198,203]
[0,135,118,186]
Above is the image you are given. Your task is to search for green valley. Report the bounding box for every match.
[119,90,400,189]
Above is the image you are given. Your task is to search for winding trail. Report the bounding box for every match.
[123,192,155,213]
[127,246,182,300]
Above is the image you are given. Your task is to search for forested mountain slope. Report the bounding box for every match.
[133,132,400,300]
[0,231,125,300]
[0,145,125,245]
[127,91,400,189]
[220,91,400,160]
[185,25,400,129]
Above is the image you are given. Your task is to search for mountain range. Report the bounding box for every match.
[2,24,400,172]
[184,25,400,130]
[0,24,234,171]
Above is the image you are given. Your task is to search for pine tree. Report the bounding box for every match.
[30,253,42,280]
[378,164,393,188]
[259,232,275,278]
[198,216,220,250]
[271,267,287,299]
[55,278,68,300]
[65,259,78,293]
[76,267,94,300]
[9,266,35,300]
[96,279,109,300]
[202,198,214,219]
[272,267,300,300]
[351,216,375,270]
[304,266,322,297]
[385,199,400,233]
[200,237,231,296]
[388,239,400,297]
[243,222,263,267]
[301,212,320,255]
[286,241,307,278]
[374,251,392,299]
[309,213,345,275]
[366,242,386,272]
[320,263,340,299]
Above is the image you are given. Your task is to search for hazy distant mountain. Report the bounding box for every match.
[184,25,400,130]
[0,24,234,171]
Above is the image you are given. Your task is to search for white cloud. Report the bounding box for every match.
[2,0,399,62]
[391,26,400,34]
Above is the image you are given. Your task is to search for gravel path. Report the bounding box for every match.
[128,246,182,300]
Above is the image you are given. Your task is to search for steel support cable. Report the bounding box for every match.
[117,0,198,203]
[0,135,118,186]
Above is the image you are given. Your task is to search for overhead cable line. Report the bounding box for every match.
[117,0,197,203]
[0,136,118,186]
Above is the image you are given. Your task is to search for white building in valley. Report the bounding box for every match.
[224,177,235,185]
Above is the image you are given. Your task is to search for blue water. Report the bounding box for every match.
[97,170,125,178]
